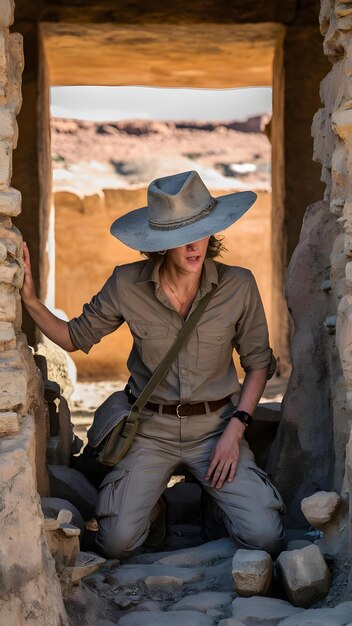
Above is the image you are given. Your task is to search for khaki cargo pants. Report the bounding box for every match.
[96,402,285,558]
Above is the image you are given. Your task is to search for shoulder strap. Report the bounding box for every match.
[131,264,225,414]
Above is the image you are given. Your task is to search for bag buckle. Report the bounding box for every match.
[176,404,186,418]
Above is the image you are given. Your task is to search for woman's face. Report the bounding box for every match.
[165,237,210,274]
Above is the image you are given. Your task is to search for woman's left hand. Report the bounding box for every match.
[205,418,246,489]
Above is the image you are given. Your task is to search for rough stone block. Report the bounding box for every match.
[276,544,331,607]
[0,409,18,435]
[231,596,301,625]
[45,526,80,574]
[0,291,15,320]
[0,0,14,27]
[0,106,17,145]
[0,368,26,409]
[6,33,23,114]
[301,491,345,537]
[232,549,272,597]
[48,465,98,519]
[0,141,12,189]
[0,320,15,344]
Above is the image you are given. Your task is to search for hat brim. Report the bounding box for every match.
[110,190,257,252]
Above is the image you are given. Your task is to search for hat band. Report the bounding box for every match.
[149,197,216,231]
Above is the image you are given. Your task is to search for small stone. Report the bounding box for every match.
[276,544,331,607]
[57,509,73,525]
[41,497,85,534]
[232,549,272,597]
[301,491,345,537]
[172,591,233,613]
[231,596,301,624]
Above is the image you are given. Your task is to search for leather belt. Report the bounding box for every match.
[125,386,232,417]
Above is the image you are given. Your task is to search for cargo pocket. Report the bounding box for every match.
[96,467,131,519]
[247,464,287,514]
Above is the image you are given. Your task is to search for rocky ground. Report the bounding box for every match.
[51,116,271,194]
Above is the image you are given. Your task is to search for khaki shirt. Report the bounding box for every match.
[68,258,276,404]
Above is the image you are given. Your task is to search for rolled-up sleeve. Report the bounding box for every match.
[68,266,124,354]
[232,273,276,379]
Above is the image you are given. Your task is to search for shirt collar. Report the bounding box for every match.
[136,256,219,290]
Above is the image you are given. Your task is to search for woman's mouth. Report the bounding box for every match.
[187,256,200,263]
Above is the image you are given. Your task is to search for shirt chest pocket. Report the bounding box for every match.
[129,320,170,371]
[196,327,234,372]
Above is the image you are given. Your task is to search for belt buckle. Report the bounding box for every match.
[176,404,185,418]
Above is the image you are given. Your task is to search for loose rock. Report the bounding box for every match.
[232,549,272,596]
[301,491,345,537]
[276,544,331,607]
[155,538,236,567]
[41,497,86,534]
[278,600,352,625]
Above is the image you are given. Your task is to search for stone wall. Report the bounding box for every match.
[271,0,352,544]
[54,186,272,380]
[0,2,68,623]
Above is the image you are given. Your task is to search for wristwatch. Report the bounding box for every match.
[231,409,253,428]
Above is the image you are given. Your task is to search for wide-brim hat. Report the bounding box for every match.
[110,170,257,251]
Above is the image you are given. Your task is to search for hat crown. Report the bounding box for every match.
[147,170,214,230]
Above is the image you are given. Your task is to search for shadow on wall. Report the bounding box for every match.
[55,186,272,380]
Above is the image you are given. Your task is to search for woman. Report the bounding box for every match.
[21,170,285,558]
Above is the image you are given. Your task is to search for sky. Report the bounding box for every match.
[50,86,272,122]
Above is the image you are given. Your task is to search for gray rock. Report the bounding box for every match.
[106,564,203,590]
[48,465,98,519]
[276,544,331,607]
[232,549,272,597]
[41,497,85,533]
[278,601,352,626]
[172,591,233,613]
[155,538,236,567]
[232,596,302,625]
[117,611,216,625]
[134,600,162,612]
[301,491,345,537]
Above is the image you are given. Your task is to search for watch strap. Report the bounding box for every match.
[232,409,253,428]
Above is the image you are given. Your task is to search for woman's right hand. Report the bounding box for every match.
[20,241,37,306]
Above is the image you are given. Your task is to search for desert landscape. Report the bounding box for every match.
[51,115,273,380]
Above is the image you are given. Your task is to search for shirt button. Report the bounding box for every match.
[181,369,186,374]
[217,336,222,342]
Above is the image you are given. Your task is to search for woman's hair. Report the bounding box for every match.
[141,235,226,260]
